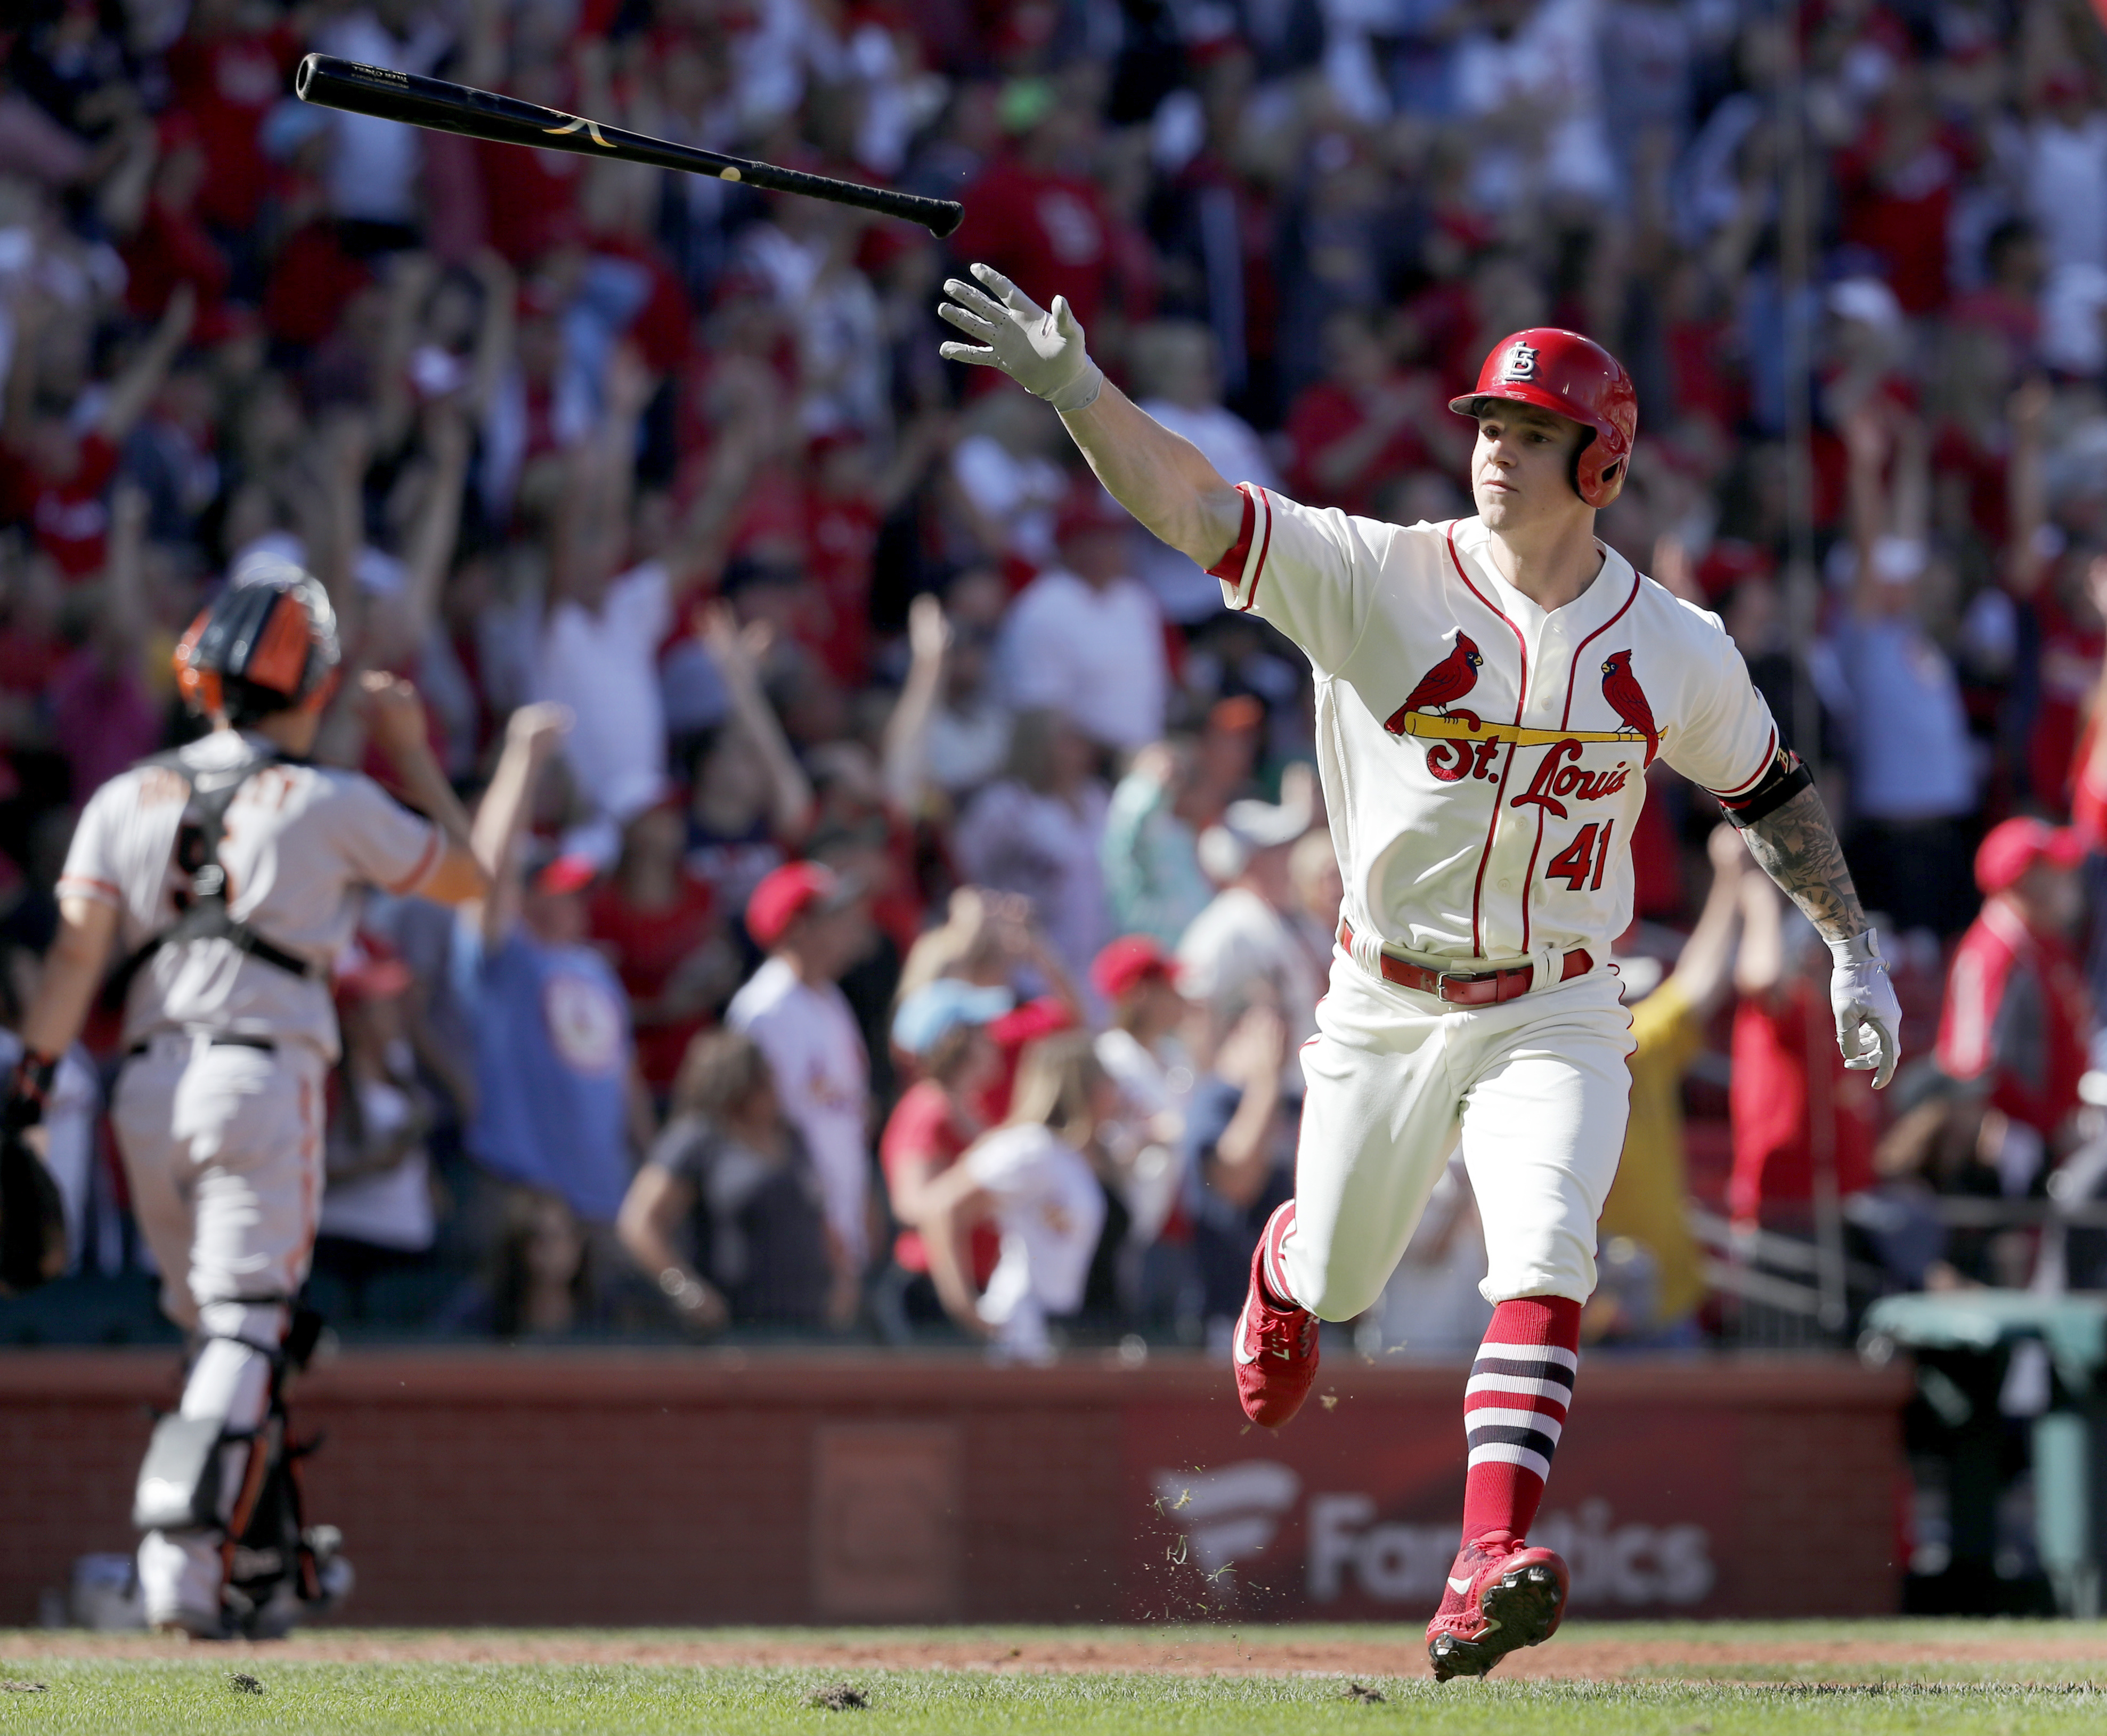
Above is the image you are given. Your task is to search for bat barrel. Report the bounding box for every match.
[293,55,963,238]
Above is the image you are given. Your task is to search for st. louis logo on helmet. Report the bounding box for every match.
[1501,342,1539,380]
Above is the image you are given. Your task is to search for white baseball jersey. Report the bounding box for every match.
[1213,491,1777,963]
[726,956,871,1264]
[965,1120,1107,1360]
[57,729,442,1058]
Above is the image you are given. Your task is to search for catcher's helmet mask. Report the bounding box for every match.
[175,558,342,722]
[1451,327,1638,510]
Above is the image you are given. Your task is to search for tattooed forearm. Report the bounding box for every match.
[1739,784,1869,945]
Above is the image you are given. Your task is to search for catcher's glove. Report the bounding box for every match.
[1,1052,66,1294]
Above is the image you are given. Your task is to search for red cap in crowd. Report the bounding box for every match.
[1054,477,1132,547]
[746,861,859,948]
[1091,935,1181,1001]
[1974,817,2084,895]
[532,853,599,897]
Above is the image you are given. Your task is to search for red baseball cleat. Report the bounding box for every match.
[1232,1207,1318,1427]
[1426,1537,1569,1681]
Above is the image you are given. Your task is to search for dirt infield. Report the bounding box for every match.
[4,1626,2102,1680]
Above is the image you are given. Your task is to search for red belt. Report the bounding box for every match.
[1338,921,1592,1006]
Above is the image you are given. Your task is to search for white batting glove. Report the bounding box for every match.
[1828,930,1902,1090]
[937,263,1104,412]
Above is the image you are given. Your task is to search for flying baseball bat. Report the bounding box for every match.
[294,53,964,239]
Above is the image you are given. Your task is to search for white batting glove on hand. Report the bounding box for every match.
[937,263,1104,412]
[1828,930,1902,1090]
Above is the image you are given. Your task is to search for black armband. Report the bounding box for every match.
[1718,750,1813,828]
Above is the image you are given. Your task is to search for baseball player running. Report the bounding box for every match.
[5,563,489,1636]
[938,269,1902,1677]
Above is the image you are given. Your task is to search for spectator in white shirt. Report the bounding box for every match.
[949,388,1069,573]
[534,354,752,842]
[917,1031,1112,1361]
[727,862,877,1276]
[1091,936,1197,1255]
[2026,70,2107,278]
[1832,397,1977,936]
[1452,0,1618,215]
[1130,321,1280,621]
[1177,774,1324,1078]
[997,480,1168,753]
[315,2,453,238]
[312,938,437,1322]
[953,709,1113,993]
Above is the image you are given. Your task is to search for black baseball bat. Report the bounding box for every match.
[294,53,964,239]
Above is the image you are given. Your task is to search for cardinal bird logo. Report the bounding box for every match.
[1599,650,1658,767]
[1385,634,1485,735]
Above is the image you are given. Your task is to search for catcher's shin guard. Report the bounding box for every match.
[135,1301,349,1636]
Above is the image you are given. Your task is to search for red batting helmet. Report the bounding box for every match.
[1450,329,1638,509]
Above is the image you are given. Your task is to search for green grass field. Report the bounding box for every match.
[0,1624,2102,1735]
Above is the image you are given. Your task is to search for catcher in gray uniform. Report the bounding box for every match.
[6,563,489,1636]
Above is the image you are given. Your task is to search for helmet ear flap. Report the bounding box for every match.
[298,663,342,717]
[1571,428,1628,509]
[243,591,316,698]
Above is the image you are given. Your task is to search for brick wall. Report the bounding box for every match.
[0,1351,1907,1625]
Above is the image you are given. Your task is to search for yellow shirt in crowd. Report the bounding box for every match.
[1602,976,1706,1327]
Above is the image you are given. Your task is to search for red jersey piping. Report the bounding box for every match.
[1447,524,1528,956]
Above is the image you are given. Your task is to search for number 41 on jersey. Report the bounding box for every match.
[1545,821,1615,892]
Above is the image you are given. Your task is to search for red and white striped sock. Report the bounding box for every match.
[1436,1296,1581,1616]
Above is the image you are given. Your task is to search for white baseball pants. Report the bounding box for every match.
[109,1035,327,1331]
[109,1034,326,1626]
[1281,951,1635,1320]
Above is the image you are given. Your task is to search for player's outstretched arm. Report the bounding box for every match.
[937,265,1243,568]
[1734,775,1902,1089]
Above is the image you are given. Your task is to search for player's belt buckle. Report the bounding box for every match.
[1436,966,1534,1006]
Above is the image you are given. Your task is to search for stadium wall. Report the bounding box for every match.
[0,1352,1909,1625]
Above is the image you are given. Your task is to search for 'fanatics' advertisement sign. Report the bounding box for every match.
[1119,1369,1890,1621]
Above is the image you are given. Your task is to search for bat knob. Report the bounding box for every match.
[295,54,316,100]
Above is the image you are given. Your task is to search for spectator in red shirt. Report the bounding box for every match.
[1935,818,2092,1155]
[953,79,1116,329]
[163,0,300,239]
[1927,326,2016,555]
[0,287,193,582]
[258,103,373,350]
[1283,310,1438,515]
[113,115,234,334]
[1659,254,1747,434]
[2002,379,2105,814]
[878,977,1011,1334]
[1727,875,1881,1229]
[1949,219,2044,372]
[47,485,158,803]
[1834,65,1980,316]
[588,799,739,1105]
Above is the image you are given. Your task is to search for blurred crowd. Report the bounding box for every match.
[6,0,2107,1354]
